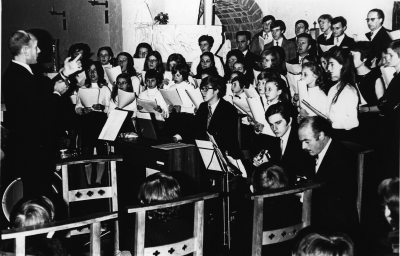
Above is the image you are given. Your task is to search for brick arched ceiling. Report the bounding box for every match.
[214,0,263,48]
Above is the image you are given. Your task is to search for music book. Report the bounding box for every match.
[233,96,252,117]
[286,72,301,95]
[246,97,275,137]
[244,86,259,98]
[159,89,183,106]
[381,66,396,88]
[297,79,308,109]
[118,89,136,108]
[286,63,302,75]
[137,98,158,113]
[258,35,272,48]
[388,30,400,40]
[78,88,100,107]
[320,44,335,52]
[164,71,174,86]
[185,88,204,109]
[105,66,122,84]
[133,58,146,72]
[98,109,128,141]
[352,33,369,42]
[302,100,330,121]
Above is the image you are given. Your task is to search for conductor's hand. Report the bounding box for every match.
[54,80,69,95]
[92,104,105,111]
[63,54,82,76]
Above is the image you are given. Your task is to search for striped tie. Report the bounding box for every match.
[207,105,212,129]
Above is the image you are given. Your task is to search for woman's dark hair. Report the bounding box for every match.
[265,77,291,103]
[68,43,91,70]
[231,72,249,89]
[196,52,218,79]
[292,232,354,256]
[117,52,137,77]
[200,75,226,98]
[111,73,133,103]
[257,69,281,82]
[97,46,114,59]
[144,51,165,75]
[133,42,153,58]
[328,48,356,104]
[302,62,325,91]
[166,53,188,71]
[252,163,288,193]
[302,54,319,65]
[269,46,286,75]
[378,177,399,228]
[171,63,189,82]
[224,49,245,77]
[84,60,107,88]
[348,41,375,68]
[138,172,181,220]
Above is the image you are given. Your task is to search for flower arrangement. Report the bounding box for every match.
[154,12,169,25]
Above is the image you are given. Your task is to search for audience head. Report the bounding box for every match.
[262,15,276,34]
[367,9,385,31]
[172,63,189,83]
[166,53,188,71]
[298,116,333,156]
[261,49,280,70]
[264,77,290,103]
[117,52,136,77]
[318,14,333,33]
[292,232,354,256]
[233,61,246,74]
[270,20,286,40]
[332,16,348,38]
[302,61,324,89]
[144,51,164,73]
[198,35,214,53]
[252,163,288,193]
[302,54,319,65]
[231,72,249,95]
[145,69,161,89]
[134,42,152,59]
[266,102,292,137]
[378,177,399,229]
[97,46,113,66]
[236,31,252,52]
[349,41,375,69]
[256,69,281,95]
[226,49,245,71]
[295,20,309,36]
[385,40,400,69]
[297,33,312,56]
[85,60,106,87]
[200,75,226,101]
[11,196,55,228]
[9,30,39,64]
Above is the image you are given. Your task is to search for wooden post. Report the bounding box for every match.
[251,197,264,256]
[203,0,213,26]
[193,200,205,256]
[134,211,146,256]
[90,222,101,255]
[15,237,25,256]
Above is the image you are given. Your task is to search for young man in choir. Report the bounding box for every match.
[190,35,224,77]
[331,16,355,48]
[288,33,314,65]
[253,102,314,185]
[264,20,297,62]
[250,15,276,55]
[97,46,114,85]
[195,75,241,159]
[298,116,359,236]
[236,30,259,82]
[317,14,334,55]
[288,20,317,56]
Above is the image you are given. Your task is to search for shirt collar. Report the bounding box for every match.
[281,125,291,142]
[316,138,332,172]
[324,31,333,40]
[335,34,345,45]
[242,50,248,56]
[12,60,33,75]
[274,37,284,46]
[208,99,220,114]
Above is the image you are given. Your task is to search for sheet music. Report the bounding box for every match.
[118,89,136,108]
[353,33,369,42]
[76,71,87,83]
[286,63,302,74]
[244,86,259,98]
[98,110,128,141]
[286,72,302,95]
[164,71,174,86]
[302,100,329,120]
[233,96,252,117]
[381,66,396,88]
[137,98,159,113]
[195,139,223,172]
[297,79,308,109]
[320,44,335,52]
[388,30,400,40]
[159,89,183,106]
[105,66,122,84]
[78,88,100,107]
[185,88,204,109]
[253,69,261,85]
[133,58,146,72]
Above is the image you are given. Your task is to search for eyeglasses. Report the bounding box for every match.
[366,18,377,22]
[200,87,214,92]
[148,59,158,63]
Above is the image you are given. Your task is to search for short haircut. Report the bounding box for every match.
[332,16,347,27]
[270,20,286,33]
[265,102,291,124]
[11,196,54,228]
[387,39,400,58]
[97,46,114,58]
[378,177,399,228]
[298,116,333,138]
[133,42,152,58]
[295,20,309,30]
[171,63,189,81]
[231,72,249,89]
[369,8,385,24]
[262,15,276,24]
[348,41,375,68]
[200,75,226,98]
[318,14,333,23]
[145,69,162,84]
[292,232,354,256]
[252,163,288,193]
[297,33,313,44]
[8,30,36,56]
[198,35,214,48]
[236,30,252,41]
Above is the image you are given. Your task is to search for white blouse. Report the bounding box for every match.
[75,83,111,113]
[304,86,328,117]
[139,88,169,119]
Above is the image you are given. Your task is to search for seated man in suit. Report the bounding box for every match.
[250,15,276,55]
[190,35,224,77]
[264,20,297,62]
[195,75,241,159]
[288,33,315,65]
[317,14,334,56]
[298,116,359,236]
[253,102,314,185]
[366,8,392,64]
[288,20,317,56]
[236,31,260,82]
[331,16,355,48]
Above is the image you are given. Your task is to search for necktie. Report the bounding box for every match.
[315,155,319,167]
[280,139,284,158]
[207,105,212,129]
[276,41,279,46]
[336,37,339,46]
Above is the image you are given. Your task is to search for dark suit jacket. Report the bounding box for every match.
[310,139,359,234]
[366,26,392,60]
[337,34,355,48]
[244,50,260,83]
[288,36,318,56]
[264,39,297,62]
[195,98,241,159]
[250,30,265,55]
[287,54,317,65]
[317,33,335,56]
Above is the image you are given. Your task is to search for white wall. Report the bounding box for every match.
[256,0,394,39]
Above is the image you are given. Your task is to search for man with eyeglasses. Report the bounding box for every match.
[365,8,392,63]
[195,76,241,159]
